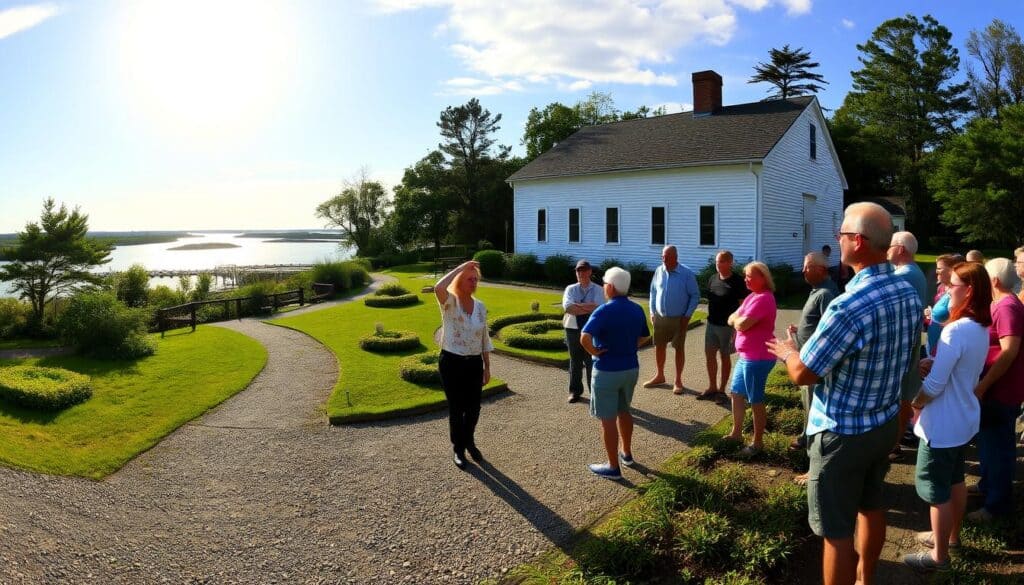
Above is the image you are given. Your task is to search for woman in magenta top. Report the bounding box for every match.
[725,261,778,456]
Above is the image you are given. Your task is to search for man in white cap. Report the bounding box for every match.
[580,266,651,480]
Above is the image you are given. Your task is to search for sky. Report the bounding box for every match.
[0,0,1022,232]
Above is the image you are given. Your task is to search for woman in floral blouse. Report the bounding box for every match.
[435,260,494,470]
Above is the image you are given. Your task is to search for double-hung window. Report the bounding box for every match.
[568,208,581,243]
[606,207,619,244]
[699,205,716,247]
[651,206,666,245]
[537,209,547,242]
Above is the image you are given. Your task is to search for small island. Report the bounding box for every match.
[167,242,241,251]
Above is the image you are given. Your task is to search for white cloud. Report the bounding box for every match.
[376,0,813,94]
[653,102,693,114]
[0,3,60,40]
[439,77,524,96]
[841,18,855,29]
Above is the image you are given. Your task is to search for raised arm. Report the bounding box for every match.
[435,260,478,305]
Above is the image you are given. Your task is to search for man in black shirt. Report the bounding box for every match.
[698,250,748,400]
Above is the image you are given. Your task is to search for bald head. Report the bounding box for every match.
[844,202,894,254]
[661,245,678,270]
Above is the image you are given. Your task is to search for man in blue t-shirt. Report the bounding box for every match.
[581,267,651,480]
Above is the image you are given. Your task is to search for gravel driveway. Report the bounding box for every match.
[0,282,803,584]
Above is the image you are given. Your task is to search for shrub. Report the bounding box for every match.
[672,508,733,566]
[399,353,441,385]
[543,254,575,286]
[598,258,622,280]
[0,366,92,410]
[58,292,155,359]
[235,280,281,316]
[500,319,565,349]
[364,293,419,307]
[487,311,563,335]
[473,249,505,278]
[147,285,185,310]
[0,298,31,338]
[767,262,797,297]
[359,329,420,352]
[625,261,652,293]
[374,283,411,296]
[312,260,370,292]
[505,253,541,281]
[476,239,494,250]
[191,272,213,302]
[114,264,150,308]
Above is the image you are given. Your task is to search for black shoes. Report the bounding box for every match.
[453,450,467,470]
[567,394,580,403]
[467,445,484,462]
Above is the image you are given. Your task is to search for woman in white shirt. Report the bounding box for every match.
[435,260,494,470]
[905,261,992,570]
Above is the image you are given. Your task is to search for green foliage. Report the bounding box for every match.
[965,19,1024,119]
[58,292,155,359]
[473,249,505,278]
[672,509,733,566]
[625,262,651,293]
[374,283,411,296]
[315,170,390,256]
[543,254,575,286]
[772,407,806,436]
[398,353,441,386]
[706,463,756,503]
[597,258,622,280]
[0,298,31,339]
[488,311,563,338]
[505,253,541,281]
[749,44,828,99]
[364,294,419,308]
[0,366,92,411]
[311,260,369,292]
[767,262,797,297]
[146,285,184,310]
[358,329,421,352]
[234,281,280,316]
[501,319,565,349]
[191,272,213,302]
[681,444,718,471]
[703,571,766,585]
[731,528,795,575]
[113,264,150,308]
[754,481,808,536]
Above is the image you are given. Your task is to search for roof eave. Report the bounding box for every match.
[507,157,766,184]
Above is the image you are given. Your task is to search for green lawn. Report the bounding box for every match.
[0,326,266,478]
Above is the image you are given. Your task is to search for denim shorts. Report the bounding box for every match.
[590,368,638,420]
[729,358,776,404]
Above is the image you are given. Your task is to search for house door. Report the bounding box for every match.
[802,194,816,254]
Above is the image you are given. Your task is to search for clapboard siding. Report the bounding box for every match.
[513,165,757,271]
[761,104,845,267]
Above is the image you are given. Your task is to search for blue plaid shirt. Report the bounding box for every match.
[801,262,923,435]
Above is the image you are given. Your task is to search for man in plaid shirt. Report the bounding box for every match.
[769,202,922,585]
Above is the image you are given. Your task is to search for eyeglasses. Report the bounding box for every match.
[948,283,969,290]
[835,231,868,242]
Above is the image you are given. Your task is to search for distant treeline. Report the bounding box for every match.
[234,231,343,240]
[0,231,197,260]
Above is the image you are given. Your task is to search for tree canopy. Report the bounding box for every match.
[748,44,828,99]
[965,19,1024,119]
[315,170,390,256]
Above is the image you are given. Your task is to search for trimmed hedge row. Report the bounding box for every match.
[0,366,92,411]
[487,311,563,336]
[500,319,565,350]
[399,353,442,386]
[359,330,421,352]
[364,294,419,308]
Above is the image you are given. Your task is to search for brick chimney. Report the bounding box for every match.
[692,70,723,117]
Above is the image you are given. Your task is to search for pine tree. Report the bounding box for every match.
[749,44,828,100]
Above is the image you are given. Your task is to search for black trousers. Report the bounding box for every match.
[438,350,483,452]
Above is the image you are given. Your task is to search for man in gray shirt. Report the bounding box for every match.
[787,252,837,483]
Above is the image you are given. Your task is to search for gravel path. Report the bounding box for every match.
[0,290,805,584]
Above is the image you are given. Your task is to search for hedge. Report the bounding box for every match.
[473,249,505,278]
[399,353,442,386]
[500,319,566,349]
[364,293,419,308]
[359,330,421,352]
[0,366,92,411]
[487,311,564,336]
[374,283,411,296]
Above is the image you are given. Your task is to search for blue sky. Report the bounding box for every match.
[1,0,1021,232]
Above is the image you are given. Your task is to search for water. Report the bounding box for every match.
[0,232,353,297]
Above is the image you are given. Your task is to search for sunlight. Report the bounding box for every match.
[118,1,297,137]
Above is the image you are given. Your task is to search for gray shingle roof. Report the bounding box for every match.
[508,96,815,182]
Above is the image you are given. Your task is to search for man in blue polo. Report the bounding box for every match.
[645,245,699,394]
[580,266,651,480]
[768,202,922,585]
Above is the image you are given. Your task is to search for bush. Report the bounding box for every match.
[191,272,213,302]
[58,292,155,359]
[0,365,92,410]
[767,262,797,297]
[473,249,505,278]
[487,311,563,335]
[312,260,370,292]
[500,319,565,349]
[543,254,575,286]
[0,298,31,338]
[374,283,411,296]
[399,353,442,386]
[505,253,541,281]
[359,330,420,352]
[364,293,419,307]
[235,281,281,316]
[147,285,185,310]
[114,264,150,308]
[625,261,652,293]
[672,508,733,566]
[476,239,494,251]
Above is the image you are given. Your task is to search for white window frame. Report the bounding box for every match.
[537,208,548,243]
[567,207,581,244]
[697,203,718,248]
[605,206,621,245]
[650,205,667,246]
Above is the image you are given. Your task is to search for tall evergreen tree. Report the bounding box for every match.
[748,44,828,99]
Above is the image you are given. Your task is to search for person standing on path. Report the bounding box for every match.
[968,258,1024,523]
[580,267,651,480]
[888,230,929,462]
[903,261,992,571]
[645,245,699,395]
[435,260,493,470]
[699,250,747,401]
[788,252,838,482]
[562,259,602,404]
[724,261,777,457]
[767,202,922,585]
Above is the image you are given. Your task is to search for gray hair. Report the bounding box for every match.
[986,258,1019,291]
[804,252,828,268]
[1014,246,1024,259]
[891,231,919,255]
[844,202,893,253]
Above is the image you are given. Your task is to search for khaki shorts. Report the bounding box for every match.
[704,323,735,353]
[652,314,686,349]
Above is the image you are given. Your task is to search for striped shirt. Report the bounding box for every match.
[801,262,923,435]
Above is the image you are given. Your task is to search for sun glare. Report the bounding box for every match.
[118,1,297,137]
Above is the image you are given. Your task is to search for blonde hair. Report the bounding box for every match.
[447,264,481,297]
[744,261,775,292]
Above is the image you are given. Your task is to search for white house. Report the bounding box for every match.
[507,71,848,271]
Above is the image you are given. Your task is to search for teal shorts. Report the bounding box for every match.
[590,368,638,420]
[915,441,967,505]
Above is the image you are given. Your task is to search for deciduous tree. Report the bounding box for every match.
[315,169,390,256]
[965,19,1024,118]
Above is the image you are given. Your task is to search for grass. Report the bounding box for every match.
[0,326,266,478]
[0,338,64,351]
